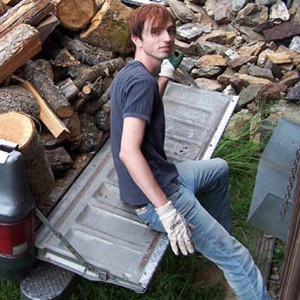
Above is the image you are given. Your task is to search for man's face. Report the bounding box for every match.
[133,18,176,61]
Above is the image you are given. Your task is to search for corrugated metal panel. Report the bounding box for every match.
[247,118,300,241]
[35,83,238,292]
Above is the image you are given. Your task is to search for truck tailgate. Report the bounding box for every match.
[35,82,238,292]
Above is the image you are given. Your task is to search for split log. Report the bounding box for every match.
[0,23,41,83]
[0,85,39,119]
[71,57,124,90]
[36,12,60,43]
[80,0,133,54]
[56,0,97,31]
[0,111,55,209]
[0,0,54,38]
[21,79,70,142]
[44,146,73,174]
[53,30,113,65]
[24,59,74,118]
[79,114,103,153]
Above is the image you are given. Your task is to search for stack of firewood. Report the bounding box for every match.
[0,0,131,211]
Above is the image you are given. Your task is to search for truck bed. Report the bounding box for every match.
[34,82,238,293]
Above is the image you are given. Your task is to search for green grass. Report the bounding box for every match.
[0,134,271,300]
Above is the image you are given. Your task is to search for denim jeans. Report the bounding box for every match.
[135,158,271,300]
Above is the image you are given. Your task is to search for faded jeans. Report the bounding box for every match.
[135,158,271,300]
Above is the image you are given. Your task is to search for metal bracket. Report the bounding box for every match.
[35,208,108,281]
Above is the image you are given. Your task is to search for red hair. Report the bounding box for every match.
[128,4,175,40]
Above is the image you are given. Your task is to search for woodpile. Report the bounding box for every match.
[0,0,129,211]
[0,0,299,216]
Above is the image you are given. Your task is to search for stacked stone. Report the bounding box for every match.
[164,0,300,139]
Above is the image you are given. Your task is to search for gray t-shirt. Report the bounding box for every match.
[110,60,179,206]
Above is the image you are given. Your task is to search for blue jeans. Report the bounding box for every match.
[135,158,271,300]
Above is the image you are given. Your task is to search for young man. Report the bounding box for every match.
[110,4,271,299]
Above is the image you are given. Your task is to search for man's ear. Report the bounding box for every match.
[131,35,142,48]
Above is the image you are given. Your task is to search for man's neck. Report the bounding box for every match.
[134,52,161,76]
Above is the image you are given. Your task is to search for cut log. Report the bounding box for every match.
[53,30,113,65]
[73,92,91,112]
[0,23,41,83]
[63,113,83,150]
[0,111,55,209]
[52,48,80,68]
[0,0,54,38]
[71,57,124,90]
[44,146,73,174]
[95,101,110,132]
[0,85,39,119]
[21,79,70,142]
[56,0,97,31]
[87,77,112,114]
[57,77,80,100]
[80,0,133,54]
[79,114,103,153]
[34,58,54,80]
[24,60,74,118]
[36,12,60,43]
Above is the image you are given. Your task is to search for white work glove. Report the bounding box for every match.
[159,51,184,80]
[156,201,194,256]
[159,59,176,80]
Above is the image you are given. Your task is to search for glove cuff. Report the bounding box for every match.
[156,200,174,217]
[159,59,175,80]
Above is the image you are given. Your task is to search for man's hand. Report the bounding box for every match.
[156,201,194,256]
[159,51,184,80]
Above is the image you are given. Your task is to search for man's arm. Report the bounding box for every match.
[158,76,170,98]
[120,116,194,256]
[119,116,168,208]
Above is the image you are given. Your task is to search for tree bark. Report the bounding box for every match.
[53,30,113,65]
[0,0,54,38]
[56,0,97,31]
[0,111,55,209]
[71,57,124,90]
[24,59,74,118]
[0,23,41,83]
[0,85,39,119]
[44,146,73,174]
[79,114,103,153]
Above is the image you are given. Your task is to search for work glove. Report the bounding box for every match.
[156,201,194,256]
[159,51,184,80]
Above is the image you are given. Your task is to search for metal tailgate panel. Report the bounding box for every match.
[35,83,238,292]
[164,83,238,162]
